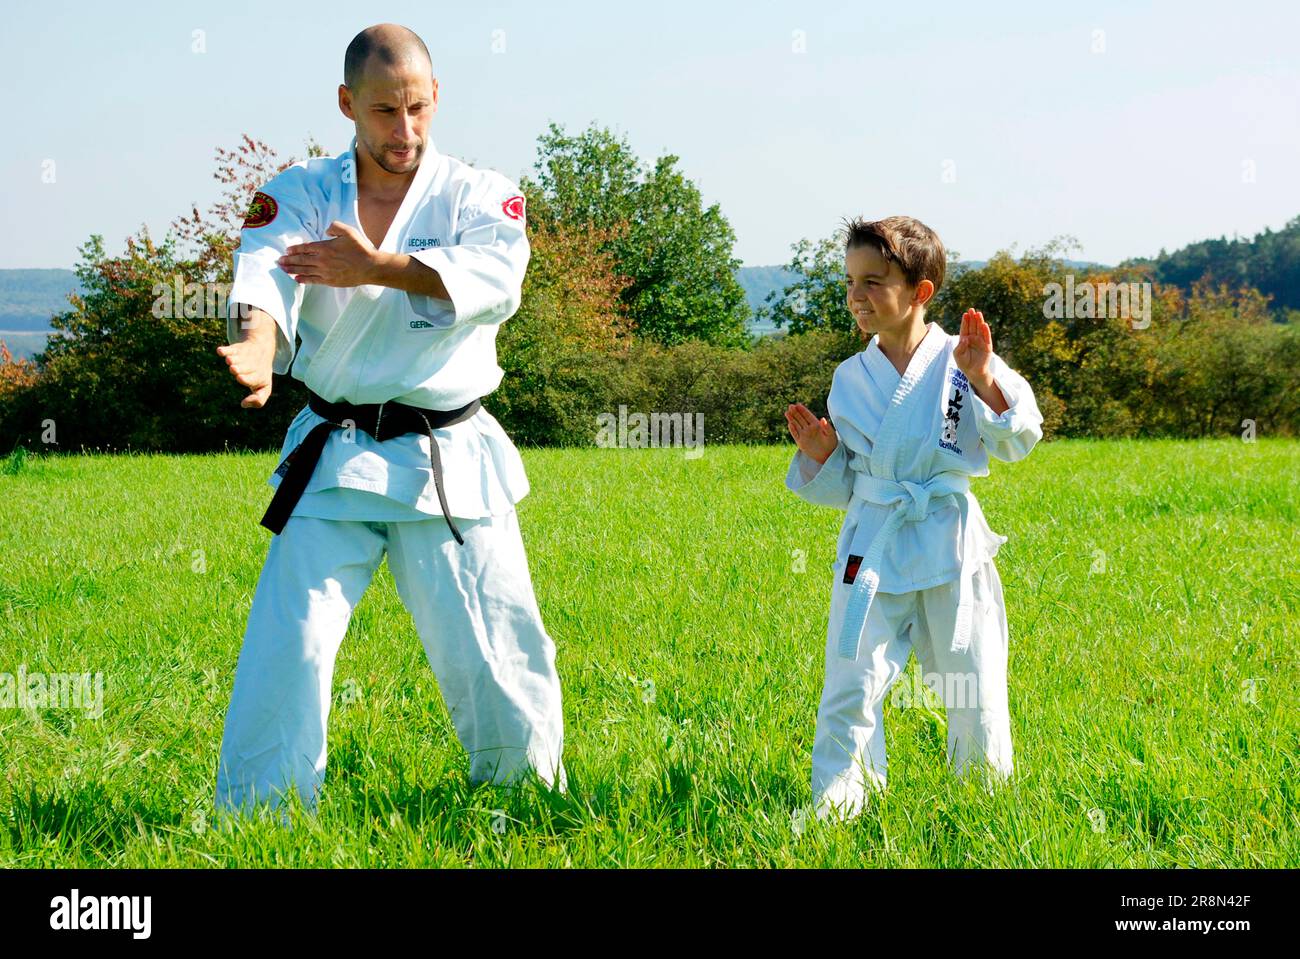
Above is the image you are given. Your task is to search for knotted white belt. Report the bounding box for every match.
[836,470,976,660]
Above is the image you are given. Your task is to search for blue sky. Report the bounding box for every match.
[2,0,1297,269]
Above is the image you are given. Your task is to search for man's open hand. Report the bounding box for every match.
[216,308,277,408]
[277,221,379,287]
[785,402,839,465]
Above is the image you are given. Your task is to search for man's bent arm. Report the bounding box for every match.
[234,304,280,338]
[230,302,291,362]
[368,252,451,300]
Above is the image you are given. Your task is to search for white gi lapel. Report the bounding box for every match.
[304,138,440,402]
[374,138,441,254]
[867,323,944,479]
[836,324,979,660]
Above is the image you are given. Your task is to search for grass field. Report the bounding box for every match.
[0,438,1297,867]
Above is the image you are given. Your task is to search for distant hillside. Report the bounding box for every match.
[2,223,1291,362]
[0,269,79,360]
[1121,214,1300,314]
[735,265,798,333]
[736,265,798,312]
[0,269,80,330]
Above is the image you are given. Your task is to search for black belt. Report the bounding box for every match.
[260,389,482,544]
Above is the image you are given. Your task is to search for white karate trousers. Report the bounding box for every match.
[214,509,566,820]
[812,555,1014,821]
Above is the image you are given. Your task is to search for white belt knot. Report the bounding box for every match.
[894,479,935,522]
[836,471,977,660]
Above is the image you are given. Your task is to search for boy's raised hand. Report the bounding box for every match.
[954,308,994,383]
[954,307,1013,414]
[785,403,839,465]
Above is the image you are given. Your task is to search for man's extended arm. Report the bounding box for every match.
[278,174,529,330]
[276,220,452,300]
[368,251,451,299]
[276,220,454,302]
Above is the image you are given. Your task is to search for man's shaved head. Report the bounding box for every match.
[339,23,437,176]
[343,23,432,92]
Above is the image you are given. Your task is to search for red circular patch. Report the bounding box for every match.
[502,195,525,222]
[243,191,279,229]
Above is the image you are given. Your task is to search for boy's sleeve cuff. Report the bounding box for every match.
[970,374,1032,441]
[785,442,845,495]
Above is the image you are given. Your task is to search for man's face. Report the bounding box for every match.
[844,243,929,336]
[339,60,438,175]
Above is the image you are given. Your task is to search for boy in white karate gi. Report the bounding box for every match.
[212,24,565,821]
[784,216,1043,821]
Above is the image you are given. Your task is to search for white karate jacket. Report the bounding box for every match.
[224,136,531,521]
[785,321,1043,657]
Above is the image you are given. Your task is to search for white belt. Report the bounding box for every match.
[836,471,976,660]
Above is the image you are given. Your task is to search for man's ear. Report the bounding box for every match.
[431,77,439,114]
[913,279,935,308]
[338,84,355,121]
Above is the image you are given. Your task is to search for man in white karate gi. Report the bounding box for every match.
[784,216,1043,821]
[213,23,565,820]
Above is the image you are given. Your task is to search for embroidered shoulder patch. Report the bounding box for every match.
[243,191,278,229]
[502,194,525,222]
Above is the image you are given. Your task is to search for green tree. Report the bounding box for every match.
[29,230,303,452]
[490,211,638,446]
[0,137,323,453]
[522,122,751,348]
[1146,283,1300,438]
[756,234,854,336]
[1122,213,1300,316]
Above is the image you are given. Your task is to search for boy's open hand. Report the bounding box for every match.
[785,402,838,465]
[954,308,994,383]
[954,307,1011,413]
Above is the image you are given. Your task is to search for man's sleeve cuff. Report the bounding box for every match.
[406,248,518,328]
[403,250,460,327]
[227,271,296,375]
[970,374,1031,440]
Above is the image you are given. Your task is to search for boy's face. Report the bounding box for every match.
[844,243,931,336]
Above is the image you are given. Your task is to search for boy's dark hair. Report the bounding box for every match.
[842,215,946,296]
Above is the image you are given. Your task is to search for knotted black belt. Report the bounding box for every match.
[260,389,482,545]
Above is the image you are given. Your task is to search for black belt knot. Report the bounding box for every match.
[259,389,482,544]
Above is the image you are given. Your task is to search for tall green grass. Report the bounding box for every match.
[0,438,1296,866]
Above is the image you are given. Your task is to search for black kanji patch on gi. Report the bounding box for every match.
[843,554,863,584]
[939,387,964,454]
